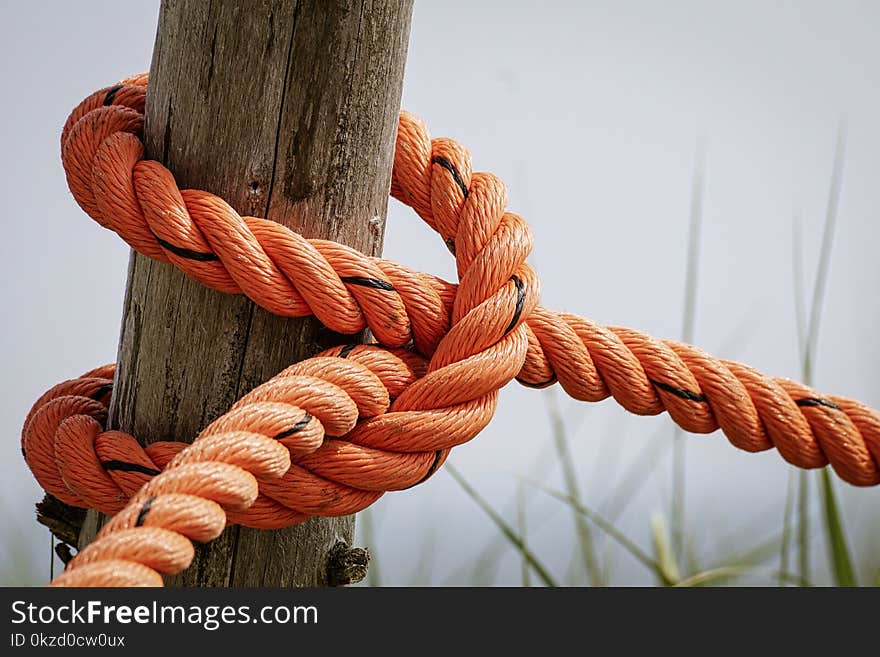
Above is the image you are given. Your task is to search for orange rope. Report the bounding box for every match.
[22,73,880,587]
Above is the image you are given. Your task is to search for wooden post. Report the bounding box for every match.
[79,0,413,586]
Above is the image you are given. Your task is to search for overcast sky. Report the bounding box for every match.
[1,1,878,585]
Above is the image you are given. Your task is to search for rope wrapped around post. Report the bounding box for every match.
[21,74,880,586]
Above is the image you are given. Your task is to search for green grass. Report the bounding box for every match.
[788,121,856,586]
[521,479,674,584]
[546,390,602,585]
[516,483,531,586]
[671,140,706,563]
[778,471,795,586]
[446,463,558,587]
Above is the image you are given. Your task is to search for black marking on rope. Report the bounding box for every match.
[504,275,526,335]
[432,156,469,199]
[649,379,707,403]
[135,496,155,527]
[101,460,161,477]
[91,383,114,401]
[796,397,841,411]
[340,276,395,291]
[103,85,123,106]
[414,450,444,486]
[274,413,313,440]
[515,373,558,389]
[338,344,358,359]
[153,234,220,262]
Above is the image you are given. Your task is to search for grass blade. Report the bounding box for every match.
[651,513,681,585]
[792,214,806,362]
[525,478,675,585]
[782,214,805,586]
[791,213,812,586]
[819,468,856,585]
[778,471,795,586]
[803,123,845,383]
[674,566,804,587]
[468,543,504,587]
[410,525,437,586]
[517,483,531,586]
[671,140,706,562]
[794,121,855,586]
[546,390,602,585]
[602,429,669,522]
[807,123,855,586]
[446,463,558,587]
[442,451,560,586]
[706,529,812,587]
[797,471,810,584]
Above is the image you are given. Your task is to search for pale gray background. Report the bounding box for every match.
[1,1,878,585]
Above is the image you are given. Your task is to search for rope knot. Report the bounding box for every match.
[25,74,880,586]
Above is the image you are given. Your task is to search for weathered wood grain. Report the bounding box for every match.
[79,0,413,586]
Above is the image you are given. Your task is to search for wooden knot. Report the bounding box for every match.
[326,540,370,586]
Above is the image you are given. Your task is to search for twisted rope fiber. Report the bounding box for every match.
[24,74,880,586]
